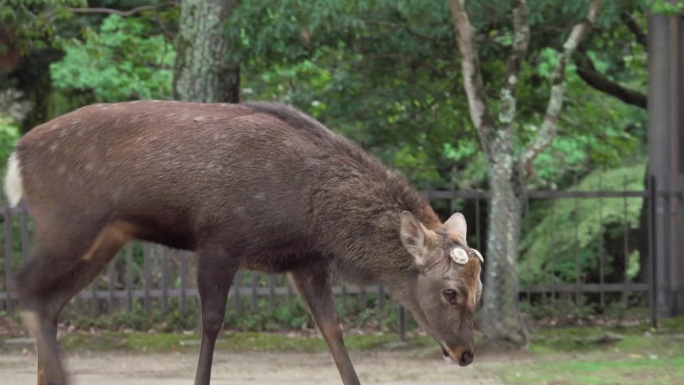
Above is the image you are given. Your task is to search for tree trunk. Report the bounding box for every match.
[12,48,64,133]
[481,142,528,345]
[173,0,240,103]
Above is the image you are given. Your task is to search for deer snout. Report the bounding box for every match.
[458,349,474,366]
[441,344,475,367]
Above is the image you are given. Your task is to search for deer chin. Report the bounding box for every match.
[439,342,456,364]
[441,346,453,364]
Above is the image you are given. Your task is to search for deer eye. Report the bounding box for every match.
[442,289,458,304]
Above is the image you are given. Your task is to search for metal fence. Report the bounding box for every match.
[0,184,665,335]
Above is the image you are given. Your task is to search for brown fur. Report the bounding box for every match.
[8,100,483,385]
[462,259,482,310]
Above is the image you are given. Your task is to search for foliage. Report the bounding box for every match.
[522,48,646,189]
[231,0,648,192]
[650,0,684,15]
[50,14,175,102]
[231,0,478,189]
[31,1,646,191]
[0,116,20,168]
[224,297,311,332]
[529,106,644,189]
[61,299,198,332]
[0,88,27,158]
[0,91,26,297]
[519,160,647,285]
[0,0,86,53]
[498,0,650,305]
[0,100,24,291]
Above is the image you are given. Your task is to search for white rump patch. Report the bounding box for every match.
[450,248,468,265]
[4,152,24,207]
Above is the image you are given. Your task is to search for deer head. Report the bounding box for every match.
[399,211,483,366]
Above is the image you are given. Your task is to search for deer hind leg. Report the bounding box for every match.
[193,246,239,385]
[12,220,131,385]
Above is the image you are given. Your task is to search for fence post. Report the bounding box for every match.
[649,175,659,328]
[20,205,29,266]
[251,272,258,312]
[125,244,133,313]
[107,259,115,314]
[180,251,188,314]
[673,10,684,316]
[143,244,152,315]
[161,247,169,314]
[397,305,406,342]
[4,205,13,315]
[648,10,675,318]
[233,270,241,314]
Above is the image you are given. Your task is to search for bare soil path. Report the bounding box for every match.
[0,349,505,385]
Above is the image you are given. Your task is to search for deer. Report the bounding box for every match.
[4,100,484,385]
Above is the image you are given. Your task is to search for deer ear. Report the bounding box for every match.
[444,212,467,242]
[400,211,432,268]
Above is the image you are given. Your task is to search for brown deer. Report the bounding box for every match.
[4,100,484,385]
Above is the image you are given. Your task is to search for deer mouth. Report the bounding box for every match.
[441,346,452,363]
[441,344,474,367]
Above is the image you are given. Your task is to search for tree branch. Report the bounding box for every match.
[448,0,497,147]
[520,0,601,175]
[620,10,647,48]
[574,51,646,109]
[68,1,179,17]
[498,0,530,125]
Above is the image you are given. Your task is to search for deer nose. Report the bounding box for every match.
[459,350,474,366]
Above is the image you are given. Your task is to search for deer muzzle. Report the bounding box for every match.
[441,344,475,367]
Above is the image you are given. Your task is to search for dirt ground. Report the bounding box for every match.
[0,349,505,385]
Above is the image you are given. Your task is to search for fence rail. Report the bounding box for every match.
[0,187,662,334]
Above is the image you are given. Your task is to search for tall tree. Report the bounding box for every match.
[448,0,601,344]
[173,0,239,102]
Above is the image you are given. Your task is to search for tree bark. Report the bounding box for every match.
[13,48,64,133]
[481,129,528,344]
[173,0,240,103]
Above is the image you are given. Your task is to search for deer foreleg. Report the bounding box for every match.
[290,265,361,385]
